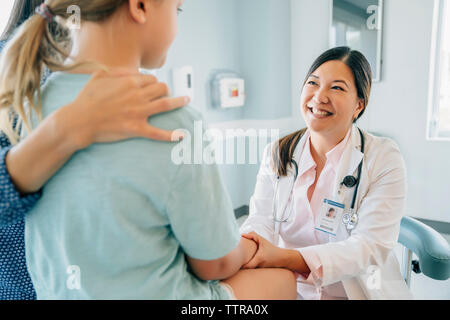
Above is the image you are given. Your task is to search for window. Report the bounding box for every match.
[0,2,15,39]
[428,0,450,140]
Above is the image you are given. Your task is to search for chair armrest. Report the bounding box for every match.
[398,216,450,280]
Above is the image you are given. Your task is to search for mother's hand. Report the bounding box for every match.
[241,232,285,269]
[61,68,190,150]
[6,68,189,194]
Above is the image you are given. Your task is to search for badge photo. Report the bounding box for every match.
[315,199,345,236]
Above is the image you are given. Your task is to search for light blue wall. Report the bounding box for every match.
[238,0,292,120]
[152,0,292,209]
[156,0,292,124]
[158,0,244,123]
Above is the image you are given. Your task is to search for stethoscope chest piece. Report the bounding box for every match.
[343,175,358,188]
[342,211,359,230]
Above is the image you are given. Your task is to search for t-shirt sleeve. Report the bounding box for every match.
[166,159,241,260]
[163,110,241,260]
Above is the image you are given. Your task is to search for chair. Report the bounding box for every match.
[398,216,450,288]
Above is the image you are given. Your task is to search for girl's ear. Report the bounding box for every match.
[128,0,148,24]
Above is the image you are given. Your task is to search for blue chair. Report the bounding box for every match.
[398,216,450,288]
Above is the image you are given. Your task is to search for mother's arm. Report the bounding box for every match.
[0,69,188,227]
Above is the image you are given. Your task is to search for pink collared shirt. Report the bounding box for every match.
[279,128,351,300]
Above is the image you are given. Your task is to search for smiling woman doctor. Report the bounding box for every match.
[240,46,413,300]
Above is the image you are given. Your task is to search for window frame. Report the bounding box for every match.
[0,2,15,40]
[427,0,450,141]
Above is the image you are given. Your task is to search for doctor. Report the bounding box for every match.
[240,46,412,300]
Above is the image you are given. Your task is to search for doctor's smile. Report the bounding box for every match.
[0,0,449,306]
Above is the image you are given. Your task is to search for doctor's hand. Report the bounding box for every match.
[241,232,285,269]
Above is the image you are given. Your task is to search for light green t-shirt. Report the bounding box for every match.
[25,72,241,299]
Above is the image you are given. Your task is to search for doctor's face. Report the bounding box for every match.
[300,60,364,138]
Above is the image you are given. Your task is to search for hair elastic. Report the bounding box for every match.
[35,3,55,23]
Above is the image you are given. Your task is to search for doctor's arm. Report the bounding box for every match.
[243,141,407,286]
[264,142,406,286]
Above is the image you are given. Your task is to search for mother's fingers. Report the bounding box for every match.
[141,82,171,102]
[138,125,185,142]
[144,96,190,117]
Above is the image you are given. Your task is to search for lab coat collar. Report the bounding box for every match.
[332,125,364,200]
[290,125,364,198]
[292,130,309,168]
[292,126,362,173]
[296,131,316,178]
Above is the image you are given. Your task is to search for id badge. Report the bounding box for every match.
[315,199,345,236]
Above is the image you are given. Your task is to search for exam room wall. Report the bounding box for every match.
[153,0,292,208]
[156,0,292,123]
[155,0,243,123]
[291,0,449,223]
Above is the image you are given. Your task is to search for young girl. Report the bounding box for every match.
[0,0,189,300]
[1,0,296,299]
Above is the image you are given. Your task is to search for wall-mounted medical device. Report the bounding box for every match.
[172,66,194,102]
[210,71,245,109]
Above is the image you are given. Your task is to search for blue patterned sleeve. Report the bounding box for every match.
[0,143,42,227]
[0,39,43,227]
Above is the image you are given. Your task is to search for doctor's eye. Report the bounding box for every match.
[307,80,318,86]
[332,86,345,91]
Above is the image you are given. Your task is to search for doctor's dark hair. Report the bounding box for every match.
[272,46,372,177]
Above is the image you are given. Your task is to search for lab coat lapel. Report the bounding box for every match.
[331,126,364,242]
[333,125,364,205]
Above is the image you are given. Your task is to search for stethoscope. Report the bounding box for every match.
[272,128,365,243]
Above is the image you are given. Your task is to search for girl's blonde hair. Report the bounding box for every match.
[0,0,127,144]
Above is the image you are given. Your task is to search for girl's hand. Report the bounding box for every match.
[241,232,285,269]
[60,68,190,151]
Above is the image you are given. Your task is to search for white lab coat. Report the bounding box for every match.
[240,125,413,300]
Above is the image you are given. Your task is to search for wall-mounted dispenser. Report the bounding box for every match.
[211,71,245,109]
[172,66,194,102]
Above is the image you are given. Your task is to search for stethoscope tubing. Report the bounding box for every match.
[272,128,365,241]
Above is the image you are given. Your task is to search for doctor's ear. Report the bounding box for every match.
[128,0,149,24]
[353,99,365,122]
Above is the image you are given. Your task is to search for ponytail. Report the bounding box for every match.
[272,128,307,177]
[0,14,50,144]
[0,0,127,145]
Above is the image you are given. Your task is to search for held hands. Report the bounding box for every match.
[241,232,284,269]
[60,68,190,151]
